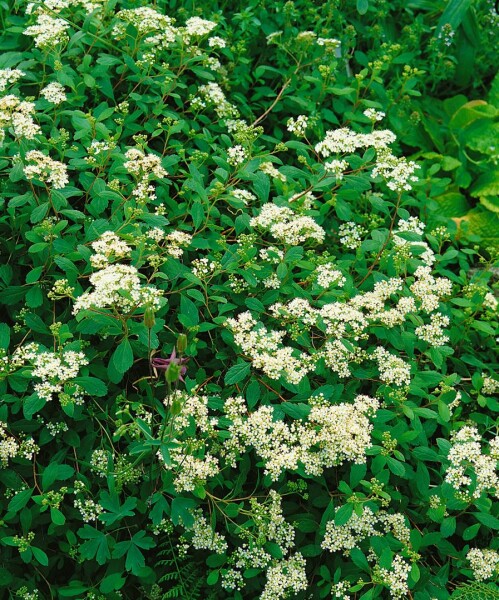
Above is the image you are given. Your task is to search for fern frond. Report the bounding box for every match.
[450,581,499,599]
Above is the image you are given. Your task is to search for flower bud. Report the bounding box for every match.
[176,333,188,354]
[170,398,182,415]
[165,361,182,383]
[144,306,155,329]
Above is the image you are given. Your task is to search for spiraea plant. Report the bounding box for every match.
[0,0,497,599]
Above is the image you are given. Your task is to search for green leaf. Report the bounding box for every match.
[59,583,90,597]
[462,523,481,540]
[78,525,111,565]
[8,488,33,513]
[180,295,199,327]
[0,323,10,350]
[350,547,370,572]
[73,376,108,397]
[100,573,127,594]
[99,492,137,526]
[224,362,251,385]
[171,497,197,527]
[32,546,49,566]
[334,503,354,526]
[23,394,47,420]
[42,463,75,490]
[51,507,66,525]
[30,202,50,224]
[191,201,205,229]
[357,0,369,14]
[109,339,134,375]
[474,512,499,530]
[437,0,471,33]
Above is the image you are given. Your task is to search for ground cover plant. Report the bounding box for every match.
[0,0,498,598]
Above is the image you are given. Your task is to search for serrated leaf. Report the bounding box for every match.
[224,362,251,385]
[109,339,133,375]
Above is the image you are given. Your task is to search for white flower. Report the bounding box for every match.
[250,203,325,246]
[227,145,247,166]
[364,108,385,122]
[374,347,411,386]
[23,150,68,188]
[40,82,66,104]
[467,548,499,581]
[0,68,25,92]
[24,14,70,49]
[73,264,163,315]
[287,115,308,136]
[184,16,217,36]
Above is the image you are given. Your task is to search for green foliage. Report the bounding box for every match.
[0,0,497,598]
[450,582,499,599]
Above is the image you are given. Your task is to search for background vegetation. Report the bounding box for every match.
[0,0,497,598]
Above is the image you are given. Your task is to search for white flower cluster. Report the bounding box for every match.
[188,509,228,553]
[90,231,132,268]
[322,505,410,554]
[40,82,66,104]
[208,36,226,48]
[0,95,40,141]
[227,144,247,166]
[484,292,498,311]
[325,158,349,179]
[31,349,88,401]
[259,246,284,263]
[74,498,103,522]
[85,140,116,166]
[184,16,217,37]
[286,115,308,136]
[223,393,379,480]
[445,425,499,500]
[338,222,365,250]
[0,422,19,467]
[225,312,314,385]
[364,108,385,122]
[0,68,25,92]
[393,217,435,266]
[410,266,453,312]
[158,392,219,491]
[482,374,499,396]
[23,150,69,188]
[260,554,308,600]
[467,548,499,581]
[372,148,420,192]
[231,189,256,205]
[415,313,450,346]
[123,148,167,203]
[23,14,70,49]
[250,203,325,246]
[164,231,192,258]
[191,257,217,279]
[193,82,239,119]
[259,161,287,182]
[113,7,174,37]
[315,127,396,157]
[124,148,167,179]
[315,263,346,288]
[376,555,412,599]
[374,347,411,386]
[317,37,341,48]
[73,264,163,315]
[165,451,219,492]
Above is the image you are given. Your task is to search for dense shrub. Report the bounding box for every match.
[0,0,497,599]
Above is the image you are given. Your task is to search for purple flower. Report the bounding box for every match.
[151,348,189,381]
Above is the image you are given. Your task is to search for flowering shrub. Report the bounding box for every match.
[0,0,497,599]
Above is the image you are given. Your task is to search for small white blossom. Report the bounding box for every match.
[40,82,66,104]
